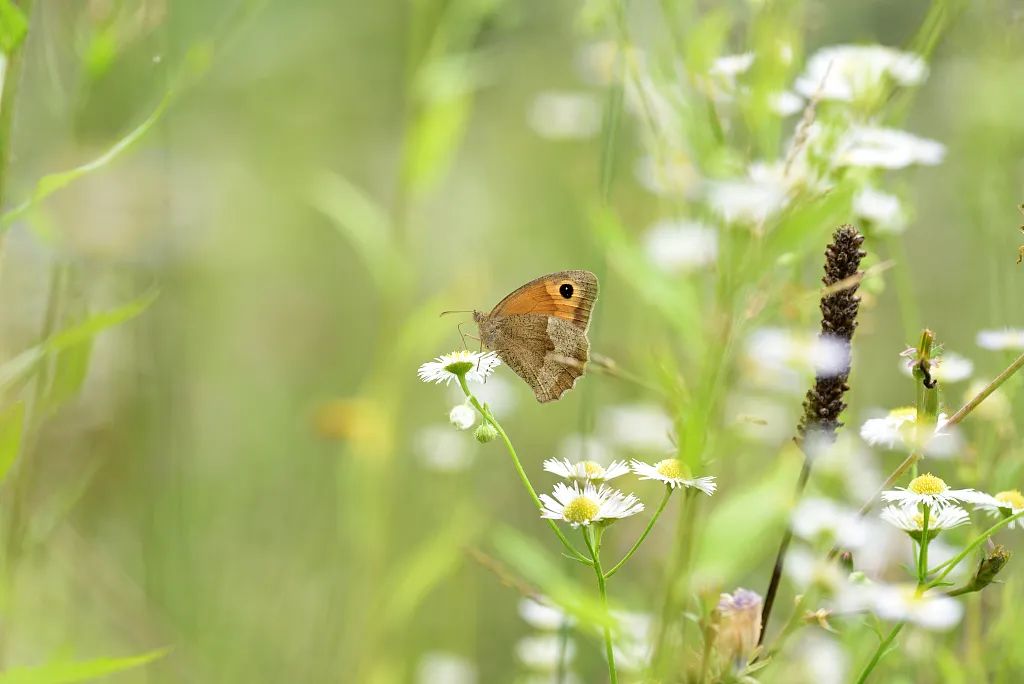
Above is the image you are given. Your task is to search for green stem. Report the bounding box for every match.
[926,510,1024,586]
[585,527,618,684]
[916,504,930,586]
[855,622,904,684]
[456,375,592,565]
[604,487,672,579]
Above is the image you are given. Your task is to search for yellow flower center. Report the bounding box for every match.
[995,490,1024,510]
[908,473,948,496]
[911,512,925,529]
[563,496,599,524]
[582,461,606,478]
[655,459,684,479]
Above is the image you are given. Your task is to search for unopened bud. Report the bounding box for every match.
[474,422,498,443]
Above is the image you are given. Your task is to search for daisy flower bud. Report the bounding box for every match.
[474,422,498,444]
[959,545,1011,595]
[448,404,476,431]
[715,588,763,668]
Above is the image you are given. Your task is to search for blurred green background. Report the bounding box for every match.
[1,0,1023,682]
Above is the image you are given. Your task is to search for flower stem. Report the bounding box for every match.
[586,527,618,684]
[925,510,1024,586]
[916,504,930,586]
[855,622,904,684]
[944,350,1024,427]
[604,486,672,579]
[456,375,592,564]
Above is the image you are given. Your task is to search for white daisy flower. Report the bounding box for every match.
[976,328,1024,351]
[706,168,789,225]
[853,187,907,233]
[791,498,869,549]
[898,351,974,383]
[711,52,755,78]
[969,489,1024,529]
[880,504,970,537]
[448,404,476,430]
[542,457,630,483]
[539,482,644,527]
[643,220,719,273]
[630,459,717,494]
[418,350,501,386]
[859,407,957,456]
[771,90,805,117]
[795,44,927,102]
[881,473,977,510]
[837,126,945,169]
[868,584,963,631]
[527,91,602,140]
[746,328,850,381]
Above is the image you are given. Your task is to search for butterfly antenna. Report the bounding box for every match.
[439,310,473,317]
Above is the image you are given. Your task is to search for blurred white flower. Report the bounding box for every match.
[518,597,572,631]
[853,187,907,233]
[899,351,973,383]
[711,52,755,78]
[601,403,675,452]
[880,504,970,534]
[792,498,869,549]
[882,473,978,510]
[859,407,959,456]
[706,165,789,224]
[869,584,963,631]
[527,91,603,140]
[771,90,805,116]
[576,41,620,86]
[837,126,945,169]
[449,404,476,430]
[542,457,629,483]
[785,546,847,592]
[448,374,518,416]
[795,45,927,102]
[415,425,472,472]
[795,634,847,684]
[635,152,700,197]
[962,379,1010,421]
[969,489,1024,529]
[643,220,719,273]
[630,459,717,494]
[612,611,654,672]
[515,634,577,671]
[977,328,1024,350]
[539,482,644,527]
[746,328,850,381]
[417,651,477,684]
[419,350,501,385]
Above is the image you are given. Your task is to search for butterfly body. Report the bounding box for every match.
[473,270,598,403]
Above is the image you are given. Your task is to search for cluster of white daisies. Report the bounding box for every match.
[881,472,1024,534]
[539,457,716,527]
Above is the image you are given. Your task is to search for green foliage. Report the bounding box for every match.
[0,648,170,684]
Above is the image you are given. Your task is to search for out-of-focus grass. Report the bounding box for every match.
[0,1,1021,683]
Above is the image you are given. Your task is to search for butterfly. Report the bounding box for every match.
[473,270,598,403]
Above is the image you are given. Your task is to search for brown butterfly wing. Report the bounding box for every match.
[480,314,589,403]
[489,270,598,332]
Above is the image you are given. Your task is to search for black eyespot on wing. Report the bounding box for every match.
[559,283,574,299]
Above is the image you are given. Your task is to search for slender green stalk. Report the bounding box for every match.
[855,622,904,684]
[457,375,592,564]
[926,510,1024,586]
[585,527,618,684]
[604,487,673,579]
[916,505,930,586]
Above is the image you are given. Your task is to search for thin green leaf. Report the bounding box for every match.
[0,400,24,485]
[0,647,170,684]
[1,95,172,229]
[0,290,158,394]
[0,0,27,55]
